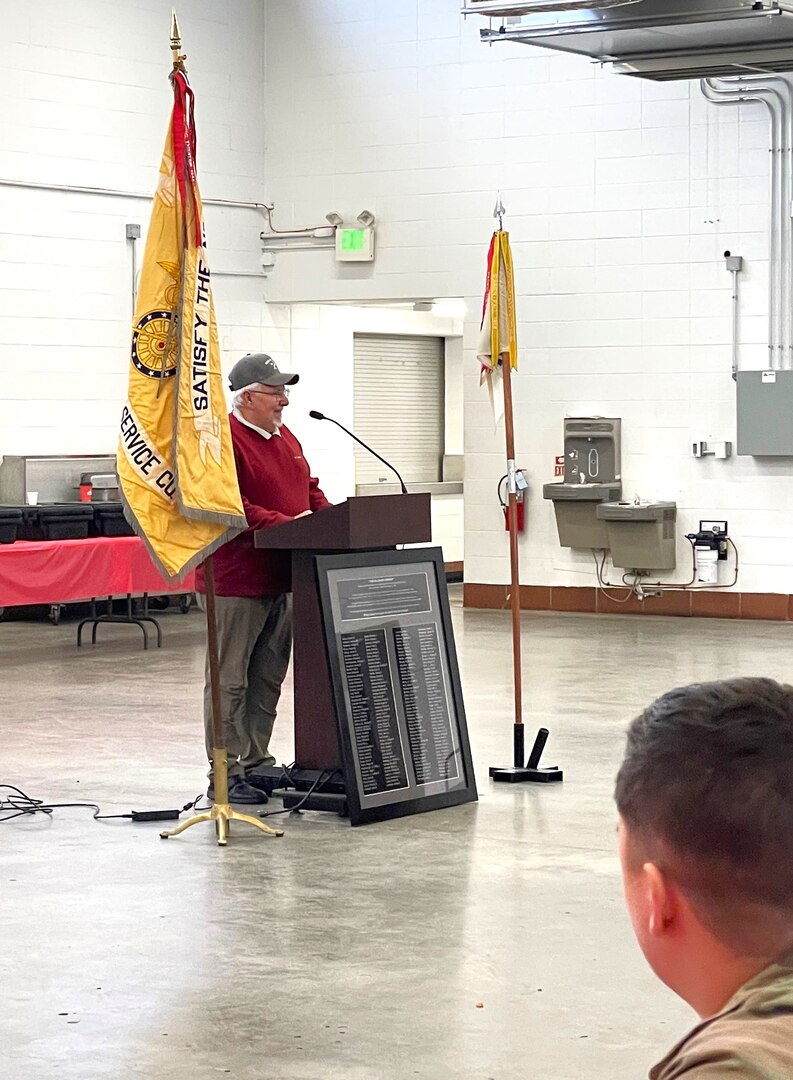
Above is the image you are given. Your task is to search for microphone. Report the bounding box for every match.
[309,410,408,494]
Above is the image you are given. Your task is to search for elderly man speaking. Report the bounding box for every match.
[195,352,331,804]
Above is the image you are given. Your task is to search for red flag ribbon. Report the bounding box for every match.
[480,233,498,374]
[480,233,496,329]
[170,70,202,248]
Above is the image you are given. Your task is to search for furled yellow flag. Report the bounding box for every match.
[119,69,246,578]
[476,230,518,422]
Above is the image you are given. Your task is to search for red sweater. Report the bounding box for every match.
[196,415,331,597]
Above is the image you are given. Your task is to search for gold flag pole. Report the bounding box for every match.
[161,557,282,844]
[158,13,281,845]
[169,8,186,72]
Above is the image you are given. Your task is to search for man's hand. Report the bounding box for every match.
[294,510,312,519]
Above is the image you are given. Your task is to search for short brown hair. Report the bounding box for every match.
[615,677,793,956]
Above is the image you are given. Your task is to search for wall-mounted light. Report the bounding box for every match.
[325,211,344,227]
[335,216,376,262]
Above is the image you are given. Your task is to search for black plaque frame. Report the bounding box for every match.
[316,547,477,826]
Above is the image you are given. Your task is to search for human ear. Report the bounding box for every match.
[645,863,675,937]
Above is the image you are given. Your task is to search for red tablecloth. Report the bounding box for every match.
[0,536,195,608]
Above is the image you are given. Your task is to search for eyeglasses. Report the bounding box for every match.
[247,388,290,400]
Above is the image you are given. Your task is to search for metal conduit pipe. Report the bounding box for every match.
[0,176,269,211]
[702,79,784,368]
[763,77,793,368]
[701,80,782,365]
[130,233,138,318]
[742,76,793,369]
[713,75,793,369]
[211,269,268,278]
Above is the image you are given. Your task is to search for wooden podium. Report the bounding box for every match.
[254,493,432,771]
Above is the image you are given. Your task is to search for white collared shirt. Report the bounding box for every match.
[232,406,281,440]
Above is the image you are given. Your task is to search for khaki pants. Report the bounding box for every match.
[203,594,293,779]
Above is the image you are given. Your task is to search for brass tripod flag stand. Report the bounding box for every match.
[117,13,282,844]
[161,557,282,844]
[478,195,563,785]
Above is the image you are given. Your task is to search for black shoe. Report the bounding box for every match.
[206,776,270,805]
[243,772,273,800]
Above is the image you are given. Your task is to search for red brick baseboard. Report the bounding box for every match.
[463,583,793,622]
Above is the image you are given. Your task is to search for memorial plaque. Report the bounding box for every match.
[317,547,477,825]
[340,629,408,795]
[393,624,458,786]
[337,574,431,621]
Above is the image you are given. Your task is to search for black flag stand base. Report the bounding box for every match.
[489,725,564,784]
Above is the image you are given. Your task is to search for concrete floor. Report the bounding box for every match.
[3,593,793,1080]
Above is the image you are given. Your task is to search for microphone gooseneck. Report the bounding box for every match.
[309,410,408,494]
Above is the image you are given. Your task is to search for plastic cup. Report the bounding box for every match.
[26,491,38,505]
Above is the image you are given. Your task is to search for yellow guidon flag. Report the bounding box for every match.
[477,229,518,419]
[118,69,246,578]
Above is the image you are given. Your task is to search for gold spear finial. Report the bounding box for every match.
[170,9,186,72]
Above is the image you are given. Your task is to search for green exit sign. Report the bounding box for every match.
[335,225,375,262]
[340,228,365,251]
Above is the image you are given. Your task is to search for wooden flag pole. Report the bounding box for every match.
[500,353,524,769]
[204,554,230,802]
[488,346,564,785]
[488,206,564,786]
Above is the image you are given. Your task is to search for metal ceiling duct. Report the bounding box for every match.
[465,0,643,12]
[461,1,793,81]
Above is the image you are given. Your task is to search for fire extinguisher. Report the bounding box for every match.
[498,471,527,532]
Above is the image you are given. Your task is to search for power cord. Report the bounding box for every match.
[1,768,343,828]
[257,767,341,819]
[0,783,200,824]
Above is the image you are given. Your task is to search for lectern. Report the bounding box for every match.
[256,493,430,769]
[255,494,477,824]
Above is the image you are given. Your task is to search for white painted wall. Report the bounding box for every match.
[0,0,272,456]
[0,1,463,562]
[1,1,787,590]
[261,0,787,594]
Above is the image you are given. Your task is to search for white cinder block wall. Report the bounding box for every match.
[1,1,787,592]
[0,0,280,455]
[0,0,276,451]
[261,0,787,595]
[0,0,462,558]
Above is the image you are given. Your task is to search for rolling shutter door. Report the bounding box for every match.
[353,334,444,486]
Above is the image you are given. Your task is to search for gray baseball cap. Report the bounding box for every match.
[228,353,299,391]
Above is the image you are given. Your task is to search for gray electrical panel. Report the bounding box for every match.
[736,371,793,456]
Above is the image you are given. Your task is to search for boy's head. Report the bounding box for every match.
[615,677,793,1010]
